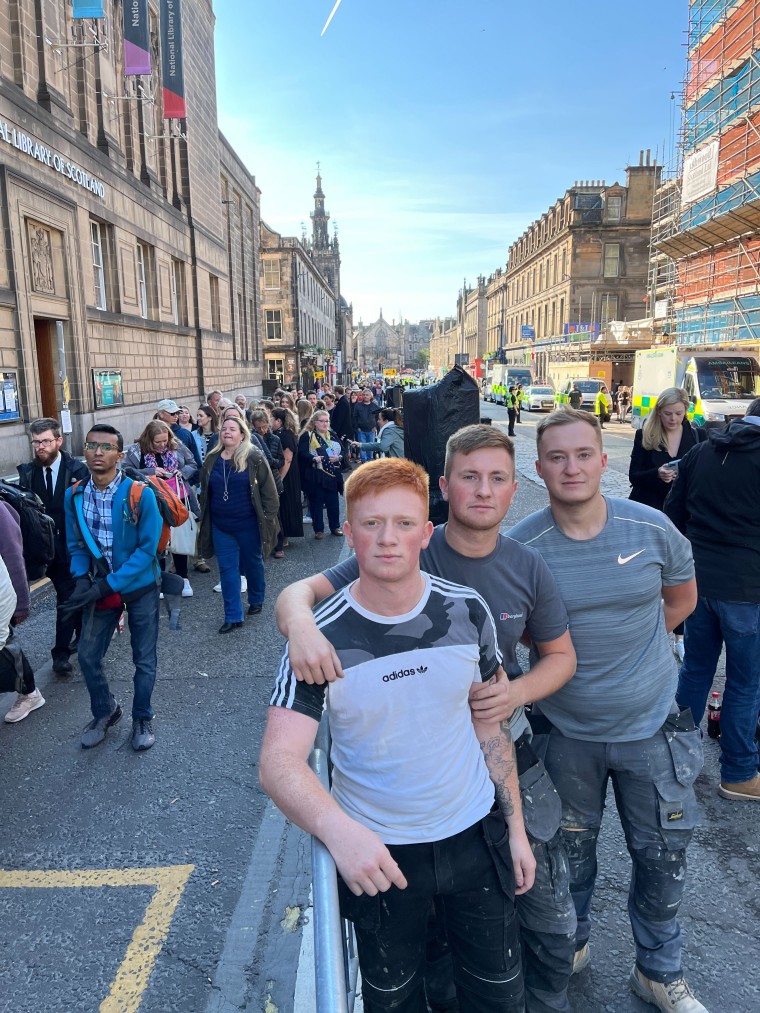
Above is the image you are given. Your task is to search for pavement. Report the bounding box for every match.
[1,407,758,1012]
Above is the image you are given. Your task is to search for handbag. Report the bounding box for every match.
[169,475,197,556]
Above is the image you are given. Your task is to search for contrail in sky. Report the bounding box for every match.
[320,0,344,36]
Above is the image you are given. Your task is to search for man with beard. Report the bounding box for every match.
[17,417,88,675]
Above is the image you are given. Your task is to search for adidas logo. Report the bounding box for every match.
[382,665,428,683]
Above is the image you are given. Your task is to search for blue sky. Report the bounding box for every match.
[214,0,688,324]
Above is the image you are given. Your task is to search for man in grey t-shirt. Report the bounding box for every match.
[277,425,578,1013]
[509,408,707,1013]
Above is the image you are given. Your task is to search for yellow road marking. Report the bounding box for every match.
[0,864,194,1013]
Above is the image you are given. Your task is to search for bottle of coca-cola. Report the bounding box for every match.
[707,692,721,740]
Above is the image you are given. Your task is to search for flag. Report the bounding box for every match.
[161,0,186,119]
[124,0,151,75]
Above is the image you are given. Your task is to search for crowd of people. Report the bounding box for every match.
[0,380,403,750]
[3,377,757,1013]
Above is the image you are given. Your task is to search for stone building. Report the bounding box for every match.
[504,154,661,352]
[486,268,508,358]
[259,222,336,390]
[428,316,458,375]
[0,0,264,475]
[355,312,404,373]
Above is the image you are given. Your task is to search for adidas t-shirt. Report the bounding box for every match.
[270,572,501,845]
[324,525,569,741]
[509,498,694,742]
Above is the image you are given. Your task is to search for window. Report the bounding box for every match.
[267,358,284,383]
[264,260,280,289]
[210,275,221,331]
[561,248,567,281]
[606,195,623,221]
[603,244,621,278]
[600,294,618,325]
[170,261,179,324]
[136,244,148,319]
[266,309,282,341]
[91,222,107,309]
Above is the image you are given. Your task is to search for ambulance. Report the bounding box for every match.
[631,347,760,429]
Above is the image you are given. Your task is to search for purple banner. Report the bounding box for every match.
[123,0,151,75]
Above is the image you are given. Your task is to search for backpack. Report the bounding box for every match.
[125,472,190,553]
[72,472,189,556]
[0,480,56,580]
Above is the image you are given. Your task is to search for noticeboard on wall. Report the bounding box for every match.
[0,372,21,423]
[92,368,124,409]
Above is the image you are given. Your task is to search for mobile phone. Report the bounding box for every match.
[665,459,680,473]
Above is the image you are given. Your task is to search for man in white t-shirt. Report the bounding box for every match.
[260,458,535,1013]
[509,408,707,1013]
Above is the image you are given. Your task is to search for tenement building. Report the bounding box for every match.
[504,153,660,357]
[0,0,264,474]
[259,221,336,391]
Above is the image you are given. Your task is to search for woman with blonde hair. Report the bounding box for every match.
[279,392,297,414]
[296,397,313,434]
[198,417,280,633]
[297,409,344,539]
[629,386,702,660]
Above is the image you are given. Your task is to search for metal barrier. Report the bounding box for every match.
[308,716,359,1013]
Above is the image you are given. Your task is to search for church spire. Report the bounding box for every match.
[311,161,330,251]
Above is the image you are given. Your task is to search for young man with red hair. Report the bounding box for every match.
[260,457,534,1013]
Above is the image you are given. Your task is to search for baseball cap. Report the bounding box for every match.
[157,399,181,414]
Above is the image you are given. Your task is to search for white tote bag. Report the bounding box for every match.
[169,475,197,556]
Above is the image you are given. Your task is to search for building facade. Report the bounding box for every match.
[0,0,265,474]
[259,221,335,390]
[504,156,661,354]
[428,316,458,375]
[655,0,760,351]
[485,268,508,359]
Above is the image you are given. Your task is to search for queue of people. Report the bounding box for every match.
[2,379,757,1013]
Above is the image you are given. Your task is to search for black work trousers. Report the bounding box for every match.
[338,813,524,1012]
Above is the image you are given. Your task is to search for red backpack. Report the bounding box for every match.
[72,473,189,555]
[124,473,189,553]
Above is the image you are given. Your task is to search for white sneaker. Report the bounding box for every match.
[303,515,313,525]
[674,639,685,663]
[240,576,247,593]
[630,967,708,1012]
[4,689,46,724]
[181,578,193,598]
[213,582,222,592]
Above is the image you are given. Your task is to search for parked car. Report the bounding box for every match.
[523,385,555,412]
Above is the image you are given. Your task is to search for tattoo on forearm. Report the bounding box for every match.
[481,732,516,818]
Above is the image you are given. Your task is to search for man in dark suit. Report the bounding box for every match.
[17,417,89,675]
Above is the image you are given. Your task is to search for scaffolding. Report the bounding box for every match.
[652,0,760,350]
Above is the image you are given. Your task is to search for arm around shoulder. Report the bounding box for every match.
[275,573,344,683]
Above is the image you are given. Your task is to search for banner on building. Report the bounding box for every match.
[124,0,151,75]
[72,0,105,16]
[681,139,719,208]
[160,0,186,119]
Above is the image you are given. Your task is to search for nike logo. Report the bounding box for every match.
[618,549,645,565]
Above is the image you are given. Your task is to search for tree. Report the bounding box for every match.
[415,348,430,370]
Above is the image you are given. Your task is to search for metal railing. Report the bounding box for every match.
[308,716,359,1013]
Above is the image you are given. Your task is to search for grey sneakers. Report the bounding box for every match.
[131,718,155,751]
[81,704,123,748]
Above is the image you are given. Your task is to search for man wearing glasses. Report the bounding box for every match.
[63,425,163,751]
[17,417,89,675]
